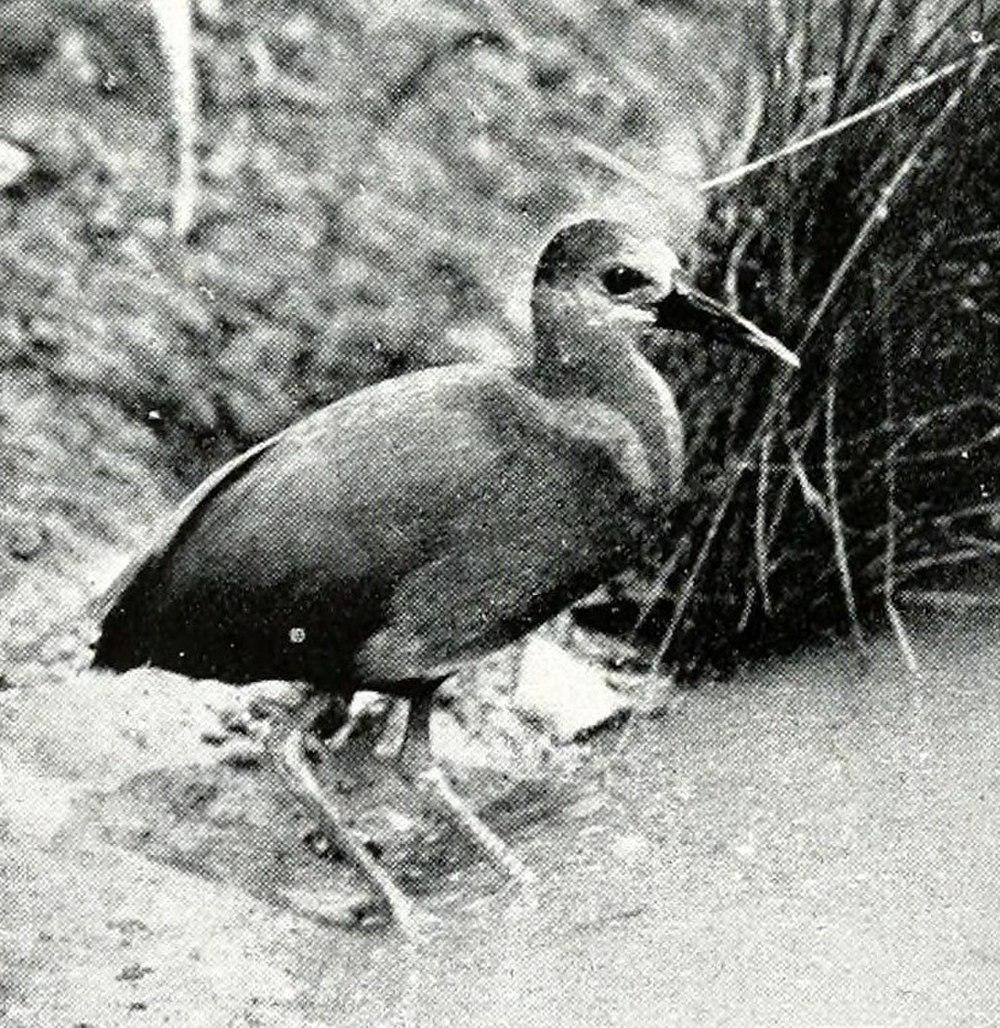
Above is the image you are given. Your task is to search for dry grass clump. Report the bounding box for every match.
[638,0,1000,675]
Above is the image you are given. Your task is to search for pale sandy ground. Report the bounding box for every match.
[2,611,1000,1027]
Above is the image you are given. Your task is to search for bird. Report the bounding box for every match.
[90,218,798,935]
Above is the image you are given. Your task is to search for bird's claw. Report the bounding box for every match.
[347,892,440,943]
[393,901,441,944]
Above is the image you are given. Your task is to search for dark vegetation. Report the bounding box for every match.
[1,0,997,683]
[653,0,1000,674]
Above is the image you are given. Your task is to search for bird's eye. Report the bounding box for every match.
[601,264,651,296]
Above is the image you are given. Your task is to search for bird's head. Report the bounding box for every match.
[530,219,799,381]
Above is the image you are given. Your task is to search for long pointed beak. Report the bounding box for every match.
[653,283,800,369]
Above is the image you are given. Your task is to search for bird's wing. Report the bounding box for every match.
[89,431,284,627]
[353,411,641,685]
[91,360,485,630]
[92,366,534,677]
[92,364,648,685]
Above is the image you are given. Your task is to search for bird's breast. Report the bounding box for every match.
[601,350,684,509]
[543,397,657,503]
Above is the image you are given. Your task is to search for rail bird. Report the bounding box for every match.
[91,219,798,934]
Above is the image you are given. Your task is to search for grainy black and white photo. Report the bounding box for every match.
[1,0,998,1023]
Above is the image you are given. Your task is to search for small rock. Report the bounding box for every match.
[565,789,605,821]
[281,10,318,44]
[246,697,278,721]
[43,633,80,662]
[0,138,33,190]
[218,708,252,735]
[611,833,650,862]
[382,809,418,833]
[116,963,153,982]
[514,638,633,744]
[6,521,46,560]
[430,708,495,769]
[181,781,217,810]
[220,744,264,769]
[244,679,311,719]
[301,827,332,858]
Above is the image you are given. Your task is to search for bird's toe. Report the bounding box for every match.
[337,886,440,942]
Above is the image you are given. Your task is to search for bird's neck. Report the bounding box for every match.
[529,331,684,506]
[597,347,684,505]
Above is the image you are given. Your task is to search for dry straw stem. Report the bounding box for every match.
[898,589,1000,610]
[754,432,773,614]
[878,261,919,673]
[149,0,199,240]
[823,355,866,659]
[700,40,1000,192]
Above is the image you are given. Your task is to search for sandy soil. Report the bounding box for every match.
[3,613,1000,1027]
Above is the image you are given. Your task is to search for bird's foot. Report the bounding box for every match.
[282,885,440,941]
[327,695,396,761]
[377,894,441,943]
[337,887,440,942]
[274,714,437,939]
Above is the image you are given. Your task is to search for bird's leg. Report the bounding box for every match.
[326,694,395,761]
[396,689,435,779]
[398,691,538,893]
[271,695,430,940]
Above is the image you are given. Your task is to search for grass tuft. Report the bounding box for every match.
[638,0,1000,675]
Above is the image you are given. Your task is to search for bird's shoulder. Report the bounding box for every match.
[396,363,654,495]
[255,363,657,529]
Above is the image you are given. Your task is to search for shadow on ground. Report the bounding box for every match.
[74,745,571,920]
[3,612,1000,1025]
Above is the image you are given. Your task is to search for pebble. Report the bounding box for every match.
[220,744,264,769]
[611,832,650,861]
[514,638,633,744]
